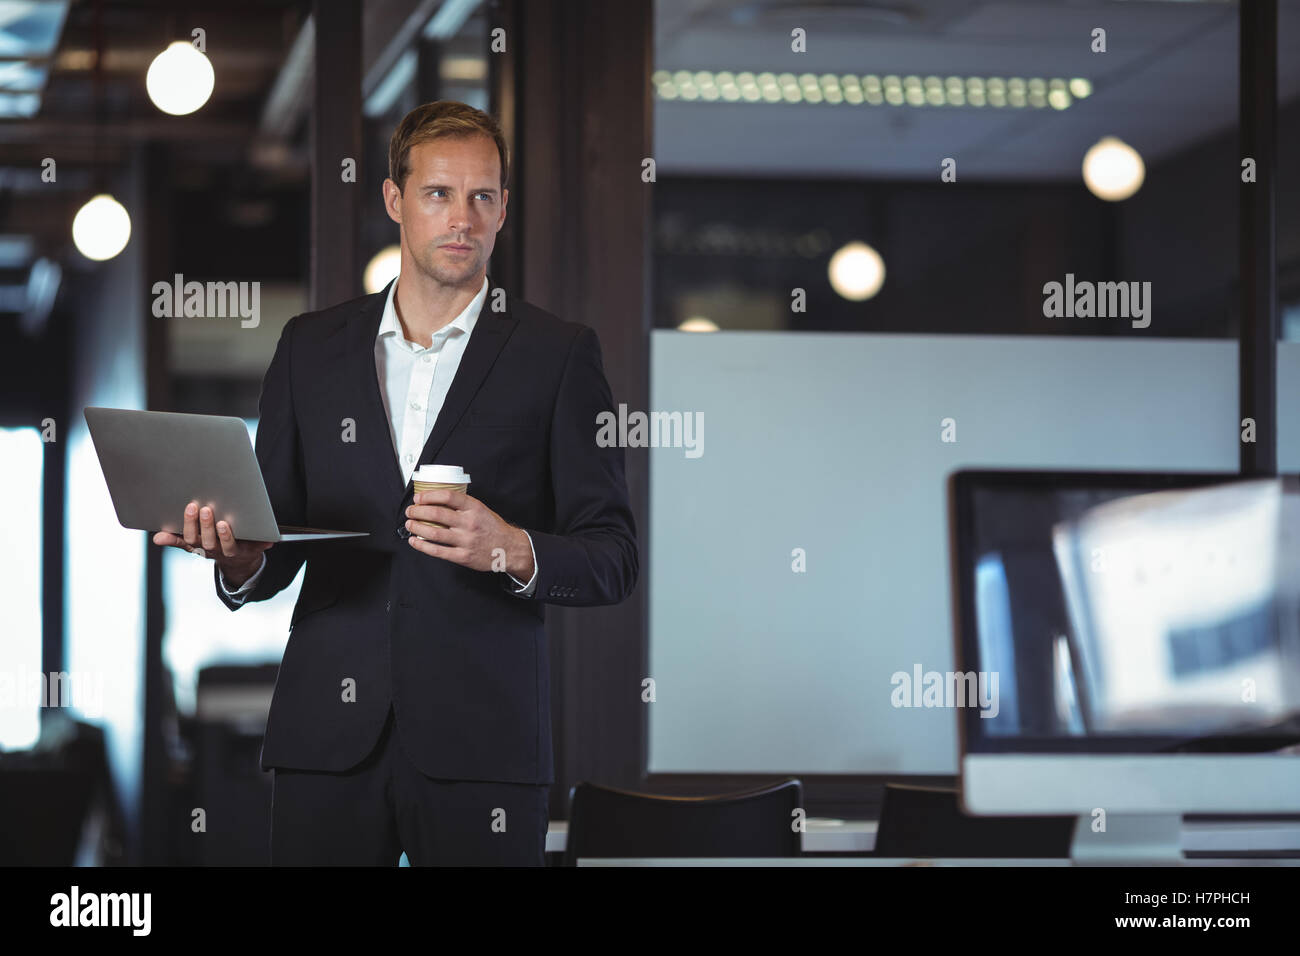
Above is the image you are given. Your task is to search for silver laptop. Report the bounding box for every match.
[84,406,369,542]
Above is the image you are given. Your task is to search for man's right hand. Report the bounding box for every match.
[152,500,274,588]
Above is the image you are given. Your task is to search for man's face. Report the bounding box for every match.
[383,134,507,288]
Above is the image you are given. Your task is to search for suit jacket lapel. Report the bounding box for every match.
[344,275,520,505]
[346,282,406,501]
[413,274,517,478]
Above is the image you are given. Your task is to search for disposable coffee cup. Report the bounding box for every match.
[412,464,471,529]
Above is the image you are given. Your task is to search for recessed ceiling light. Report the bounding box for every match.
[654,70,1086,110]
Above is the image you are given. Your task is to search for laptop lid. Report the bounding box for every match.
[84,406,366,543]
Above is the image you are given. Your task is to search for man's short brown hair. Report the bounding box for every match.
[388,100,510,195]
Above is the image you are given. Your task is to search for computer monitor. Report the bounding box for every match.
[948,470,1300,863]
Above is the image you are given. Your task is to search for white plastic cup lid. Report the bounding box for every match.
[413,464,470,484]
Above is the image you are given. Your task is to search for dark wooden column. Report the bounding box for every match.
[416,34,443,102]
[142,142,173,864]
[1239,0,1278,476]
[487,0,522,294]
[311,0,363,310]
[489,0,652,814]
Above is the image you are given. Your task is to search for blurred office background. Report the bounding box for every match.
[1,0,1297,864]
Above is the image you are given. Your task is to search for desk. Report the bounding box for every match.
[545,817,1300,855]
[576,857,1300,866]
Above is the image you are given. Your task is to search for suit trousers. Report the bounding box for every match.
[269,704,549,866]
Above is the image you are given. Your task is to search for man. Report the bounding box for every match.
[153,101,639,865]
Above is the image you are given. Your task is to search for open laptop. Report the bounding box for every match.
[85,406,369,542]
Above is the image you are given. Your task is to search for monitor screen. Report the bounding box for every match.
[951,471,1300,754]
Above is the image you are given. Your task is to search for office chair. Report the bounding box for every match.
[873,783,1074,858]
[0,767,96,865]
[0,714,118,865]
[563,779,803,865]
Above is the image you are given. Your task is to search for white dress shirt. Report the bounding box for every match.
[219,275,538,601]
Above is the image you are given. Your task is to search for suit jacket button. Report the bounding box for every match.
[397,526,410,539]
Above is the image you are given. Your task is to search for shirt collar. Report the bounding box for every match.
[377,274,489,345]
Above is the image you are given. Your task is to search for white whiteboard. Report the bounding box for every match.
[649,334,1300,774]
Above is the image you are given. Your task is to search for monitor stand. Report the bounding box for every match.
[1070,813,1183,864]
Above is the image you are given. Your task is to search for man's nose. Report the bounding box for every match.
[448,199,472,232]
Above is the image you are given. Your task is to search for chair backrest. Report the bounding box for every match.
[0,768,96,865]
[564,779,803,865]
[873,783,1074,858]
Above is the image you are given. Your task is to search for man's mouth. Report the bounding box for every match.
[442,243,472,252]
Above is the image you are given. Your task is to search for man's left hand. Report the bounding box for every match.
[405,489,534,580]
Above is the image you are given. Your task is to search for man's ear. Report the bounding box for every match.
[382,178,402,225]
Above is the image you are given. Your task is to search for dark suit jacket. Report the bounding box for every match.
[214,277,638,785]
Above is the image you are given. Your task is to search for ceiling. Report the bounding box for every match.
[653,0,1300,179]
[0,0,488,311]
[3,0,1297,321]
[2,0,302,170]
[0,0,308,294]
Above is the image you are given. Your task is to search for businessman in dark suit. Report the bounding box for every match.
[152,101,638,865]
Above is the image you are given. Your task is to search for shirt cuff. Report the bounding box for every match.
[219,552,267,603]
[506,531,538,596]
